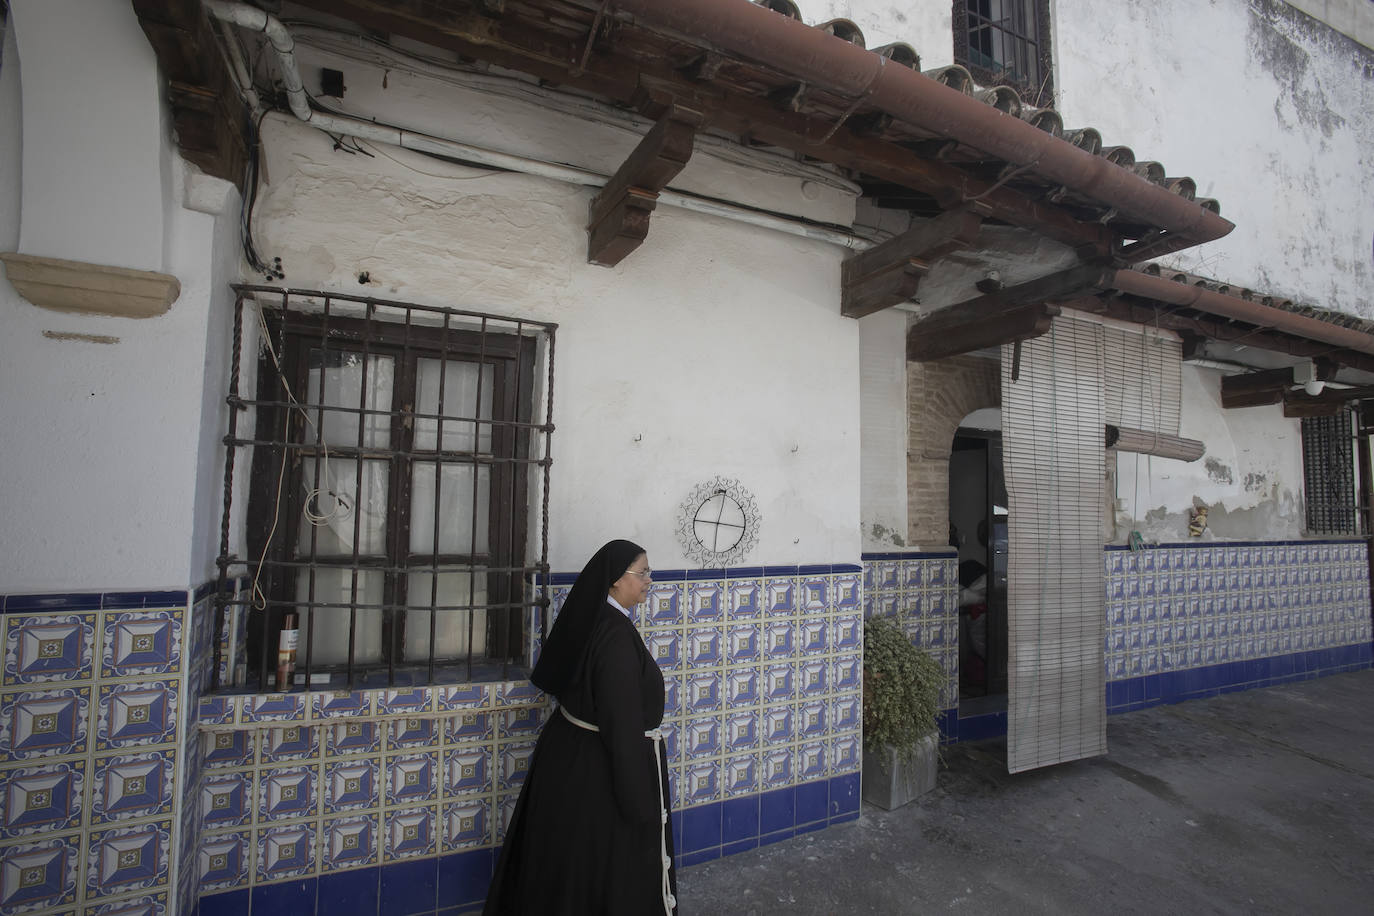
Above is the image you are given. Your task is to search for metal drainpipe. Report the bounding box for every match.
[203,1,874,252]
[1109,269,1374,358]
[609,0,1235,250]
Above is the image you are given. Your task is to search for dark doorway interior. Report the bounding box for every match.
[950,430,1009,711]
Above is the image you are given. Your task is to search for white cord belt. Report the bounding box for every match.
[559,705,676,915]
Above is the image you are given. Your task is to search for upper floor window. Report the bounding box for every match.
[216,288,555,691]
[953,0,1053,106]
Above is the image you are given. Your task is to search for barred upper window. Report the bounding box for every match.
[953,0,1053,106]
[215,288,555,691]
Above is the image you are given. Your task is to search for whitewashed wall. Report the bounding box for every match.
[1114,365,1306,541]
[859,309,909,550]
[0,1,237,592]
[246,43,863,573]
[1054,0,1373,318]
[794,1,954,65]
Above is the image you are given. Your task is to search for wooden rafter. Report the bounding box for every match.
[1218,362,1337,409]
[904,263,1111,361]
[840,209,982,318]
[284,0,1115,255]
[587,107,703,267]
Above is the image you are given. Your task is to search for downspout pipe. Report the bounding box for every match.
[203,1,873,252]
[1110,269,1374,358]
[609,0,1235,248]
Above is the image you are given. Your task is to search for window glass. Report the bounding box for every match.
[297,458,390,555]
[415,358,493,453]
[409,462,491,555]
[295,569,385,665]
[404,570,489,659]
[306,350,394,448]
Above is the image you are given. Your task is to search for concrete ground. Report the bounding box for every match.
[678,669,1374,915]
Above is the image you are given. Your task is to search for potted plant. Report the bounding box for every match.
[861,614,945,809]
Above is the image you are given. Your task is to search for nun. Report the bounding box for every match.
[483,539,677,915]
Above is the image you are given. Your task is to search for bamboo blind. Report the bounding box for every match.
[1002,317,1108,773]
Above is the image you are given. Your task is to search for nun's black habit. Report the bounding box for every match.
[483,539,677,915]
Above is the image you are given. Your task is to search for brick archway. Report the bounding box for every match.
[907,355,1000,546]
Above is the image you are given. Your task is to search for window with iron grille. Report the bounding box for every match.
[215,287,555,691]
[953,0,1053,105]
[1301,410,1360,536]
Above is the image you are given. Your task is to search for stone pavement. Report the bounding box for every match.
[677,669,1374,915]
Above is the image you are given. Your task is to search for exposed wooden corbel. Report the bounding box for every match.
[768,82,808,112]
[587,107,705,267]
[840,209,983,319]
[679,51,724,82]
[904,262,1114,360]
[909,302,1060,362]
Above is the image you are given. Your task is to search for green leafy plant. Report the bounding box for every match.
[862,615,944,761]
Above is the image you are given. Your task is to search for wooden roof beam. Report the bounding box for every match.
[587,107,704,267]
[904,263,1112,360]
[840,209,982,318]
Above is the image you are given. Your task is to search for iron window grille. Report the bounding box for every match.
[215,286,556,691]
[953,0,1054,106]
[1301,410,1361,536]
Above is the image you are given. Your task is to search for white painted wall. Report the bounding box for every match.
[250,107,861,571]
[793,1,954,66]
[1053,0,1374,318]
[859,309,909,550]
[0,1,234,592]
[1114,366,1306,542]
[7,0,168,272]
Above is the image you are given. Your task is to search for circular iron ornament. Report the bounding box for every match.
[676,477,761,568]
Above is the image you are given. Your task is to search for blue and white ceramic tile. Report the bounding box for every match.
[831,733,861,774]
[726,580,761,620]
[0,835,80,911]
[494,682,542,707]
[687,583,723,623]
[686,628,722,666]
[797,740,827,780]
[313,691,372,719]
[256,822,316,881]
[0,686,91,761]
[444,747,492,796]
[325,722,380,756]
[684,718,720,759]
[760,747,792,790]
[321,814,378,870]
[324,760,378,812]
[258,766,317,822]
[646,631,682,670]
[443,799,491,849]
[86,820,171,898]
[682,760,720,805]
[100,610,182,678]
[497,742,535,791]
[3,614,96,685]
[379,688,431,716]
[92,752,174,824]
[497,705,543,739]
[436,683,491,711]
[384,807,437,860]
[724,668,759,707]
[723,709,759,751]
[386,753,438,805]
[96,683,177,750]
[260,725,318,762]
[446,710,493,744]
[202,772,251,830]
[388,716,438,749]
[242,693,305,723]
[0,760,85,839]
[685,673,722,712]
[723,753,759,798]
[203,729,251,767]
[198,832,248,892]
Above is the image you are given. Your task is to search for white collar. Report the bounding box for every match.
[606,594,633,620]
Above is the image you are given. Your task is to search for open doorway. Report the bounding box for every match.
[950,409,1009,716]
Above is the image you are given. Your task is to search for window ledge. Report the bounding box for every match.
[198,678,543,729]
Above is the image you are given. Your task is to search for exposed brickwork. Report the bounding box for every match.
[907,356,1000,546]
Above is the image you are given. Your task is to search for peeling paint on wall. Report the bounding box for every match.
[1204,457,1234,485]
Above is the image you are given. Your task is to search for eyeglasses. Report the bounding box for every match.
[623,568,653,579]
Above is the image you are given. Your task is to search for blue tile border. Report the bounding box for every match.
[861,550,958,560]
[942,643,1374,741]
[1,589,192,614]
[542,562,864,587]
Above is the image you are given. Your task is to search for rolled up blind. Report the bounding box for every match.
[1001,316,1108,773]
